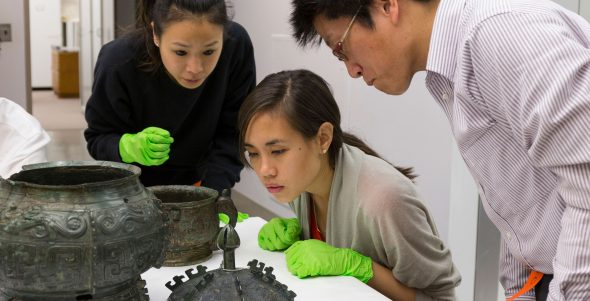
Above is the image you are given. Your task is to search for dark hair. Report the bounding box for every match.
[133,0,232,72]
[238,69,416,181]
[290,0,430,47]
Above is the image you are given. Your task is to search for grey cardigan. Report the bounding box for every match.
[290,144,461,300]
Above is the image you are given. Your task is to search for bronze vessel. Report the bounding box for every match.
[148,186,237,267]
[0,161,168,301]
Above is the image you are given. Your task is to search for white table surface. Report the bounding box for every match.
[142,217,388,300]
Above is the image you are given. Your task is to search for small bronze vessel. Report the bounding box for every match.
[148,186,237,266]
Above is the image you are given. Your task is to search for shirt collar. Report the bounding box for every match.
[426,0,468,81]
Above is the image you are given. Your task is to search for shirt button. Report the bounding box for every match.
[442,93,449,101]
[506,232,512,240]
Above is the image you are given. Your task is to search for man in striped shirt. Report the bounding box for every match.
[290,0,590,300]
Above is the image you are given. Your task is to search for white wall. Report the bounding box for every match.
[29,0,61,88]
[61,0,79,21]
[558,0,580,13]
[79,0,114,109]
[581,1,590,20]
[0,0,30,111]
[79,0,93,107]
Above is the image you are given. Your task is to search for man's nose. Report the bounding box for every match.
[345,60,363,78]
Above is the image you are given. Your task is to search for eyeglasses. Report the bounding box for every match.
[332,6,362,61]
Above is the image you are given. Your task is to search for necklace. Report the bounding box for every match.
[309,198,323,240]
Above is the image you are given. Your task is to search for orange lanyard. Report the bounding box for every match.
[506,270,544,301]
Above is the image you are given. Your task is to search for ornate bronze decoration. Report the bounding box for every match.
[166,224,296,301]
[148,186,237,266]
[0,161,168,301]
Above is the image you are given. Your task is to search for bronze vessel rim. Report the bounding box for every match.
[4,160,142,190]
[148,185,219,206]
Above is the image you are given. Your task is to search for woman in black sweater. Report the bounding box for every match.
[84,0,256,190]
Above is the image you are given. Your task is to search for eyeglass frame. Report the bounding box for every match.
[332,6,363,61]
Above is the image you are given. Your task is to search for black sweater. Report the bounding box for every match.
[84,22,256,190]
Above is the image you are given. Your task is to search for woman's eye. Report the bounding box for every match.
[175,50,187,56]
[203,49,215,56]
[271,149,286,155]
[247,152,259,158]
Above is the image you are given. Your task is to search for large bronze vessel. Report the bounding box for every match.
[0,161,168,301]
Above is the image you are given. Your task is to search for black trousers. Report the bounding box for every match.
[534,274,553,301]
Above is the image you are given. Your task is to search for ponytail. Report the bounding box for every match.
[133,0,159,72]
[342,132,416,181]
[136,0,156,31]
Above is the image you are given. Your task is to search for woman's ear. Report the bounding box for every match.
[151,22,160,47]
[317,122,334,154]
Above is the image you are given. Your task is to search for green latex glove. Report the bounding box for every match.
[119,126,174,166]
[285,239,374,283]
[258,217,301,251]
[218,212,249,224]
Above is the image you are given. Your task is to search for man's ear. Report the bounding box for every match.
[151,22,160,47]
[378,0,400,23]
[317,122,334,154]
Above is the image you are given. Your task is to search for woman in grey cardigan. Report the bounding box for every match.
[237,69,460,301]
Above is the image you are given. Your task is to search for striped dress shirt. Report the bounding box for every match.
[425,0,590,300]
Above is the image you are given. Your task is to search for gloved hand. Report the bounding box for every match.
[119,127,174,166]
[218,212,249,225]
[258,217,301,251]
[285,239,374,283]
